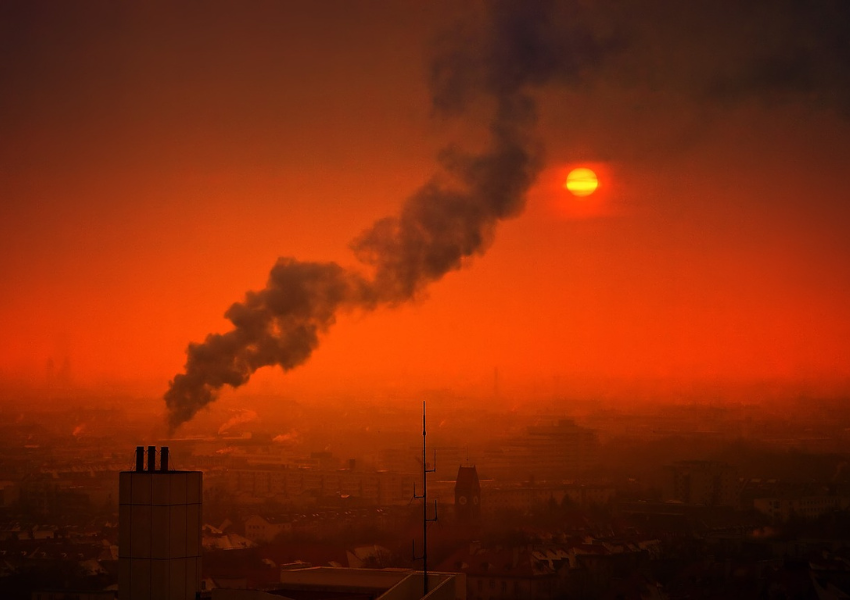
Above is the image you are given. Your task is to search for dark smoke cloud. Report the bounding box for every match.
[699,1,850,113]
[166,260,372,427]
[351,113,538,302]
[166,0,850,428]
[165,0,611,429]
[581,0,850,114]
[429,0,614,116]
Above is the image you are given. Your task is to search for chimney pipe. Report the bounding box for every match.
[135,446,145,472]
[147,446,156,472]
[160,447,169,472]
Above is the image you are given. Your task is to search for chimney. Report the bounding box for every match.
[119,445,202,599]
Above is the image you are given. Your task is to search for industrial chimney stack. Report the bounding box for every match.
[119,446,202,600]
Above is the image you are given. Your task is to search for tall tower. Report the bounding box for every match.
[454,465,480,521]
[119,446,202,600]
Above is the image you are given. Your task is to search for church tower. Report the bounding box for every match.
[454,465,480,521]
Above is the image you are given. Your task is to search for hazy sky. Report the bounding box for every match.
[2,1,849,411]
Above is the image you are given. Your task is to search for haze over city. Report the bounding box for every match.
[3,0,849,427]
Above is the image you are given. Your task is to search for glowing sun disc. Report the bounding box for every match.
[565,168,598,196]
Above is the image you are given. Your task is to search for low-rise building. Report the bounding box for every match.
[664,460,738,507]
[754,492,849,521]
[243,515,292,543]
[436,544,560,600]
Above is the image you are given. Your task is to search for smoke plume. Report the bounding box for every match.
[217,409,259,435]
[165,1,606,429]
[169,0,849,427]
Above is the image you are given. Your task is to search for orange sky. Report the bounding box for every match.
[2,1,850,414]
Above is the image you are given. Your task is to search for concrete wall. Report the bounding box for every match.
[118,470,203,600]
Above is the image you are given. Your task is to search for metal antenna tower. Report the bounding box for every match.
[412,400,437,596]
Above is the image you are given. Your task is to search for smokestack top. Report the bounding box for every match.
[126,446,184,474]
[135,446,145,472]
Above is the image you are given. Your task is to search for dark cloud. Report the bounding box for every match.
[429,0,615,115]
[165,0,595,428]
[165,0,850,428]
[165,259,371,427]
[592,0,850,113]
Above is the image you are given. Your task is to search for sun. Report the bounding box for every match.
[564,168,598,197]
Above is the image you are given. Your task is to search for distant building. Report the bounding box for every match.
[664,460,737,507]
[455,466,481,521]
[119,446,202,600]
[243,514,292,543]
[437,540,661,600]
[225,464,413,506]
[480,419,599,482]
[483,484,561,515]
[0,480,19,507]
[436,543,560,600]
[480,482,614,515]
[562,482,616,507]
[754,491,850,521]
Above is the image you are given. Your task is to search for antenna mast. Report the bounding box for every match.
[412,400,437,596]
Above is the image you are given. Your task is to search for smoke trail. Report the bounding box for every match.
[165,1,604,429]
[166,260,374,428]
[217,409,259,435]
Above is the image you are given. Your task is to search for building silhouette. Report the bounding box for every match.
[664,460,737,507]
[455,465,481,522]
[119,446,202,600]
[480,419,599,482]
